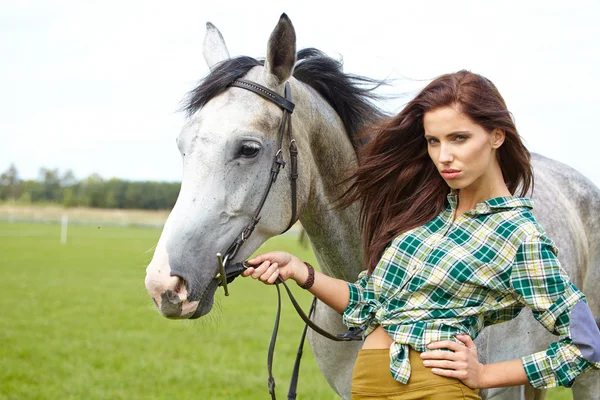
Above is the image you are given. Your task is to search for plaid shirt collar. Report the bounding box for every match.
[447,189,534,217]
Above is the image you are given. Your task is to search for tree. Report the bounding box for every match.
[1,165,181,210]
[0,164,22,201]
[78,173,105,208]
[61,169,77,187]
[63,187,76,208]
[38,167,62,203]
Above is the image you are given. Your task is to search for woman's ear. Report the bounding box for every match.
[491,129,505,149]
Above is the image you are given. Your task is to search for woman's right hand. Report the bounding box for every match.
[241,251,306,285]
[244,251,351,314]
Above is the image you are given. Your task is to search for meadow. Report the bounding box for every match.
[0,221,573,399]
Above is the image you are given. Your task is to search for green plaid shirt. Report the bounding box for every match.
[343,190,599,388]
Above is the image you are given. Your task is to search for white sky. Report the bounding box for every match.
[1,0,599,187]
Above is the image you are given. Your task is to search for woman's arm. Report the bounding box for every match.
[242,251,351,313]
[508,236,600,388]
[423,235,600,389]
[294,260,352,313]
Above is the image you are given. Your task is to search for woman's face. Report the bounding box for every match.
[423,105,504,191]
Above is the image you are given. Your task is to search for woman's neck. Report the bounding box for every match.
[455,163,511,217]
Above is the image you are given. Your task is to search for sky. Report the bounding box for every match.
[1,0,599,187]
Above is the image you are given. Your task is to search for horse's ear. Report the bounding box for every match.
[203,22,230,70]
[264,13,296,84]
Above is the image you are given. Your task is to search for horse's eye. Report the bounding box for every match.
[240,142,261,158]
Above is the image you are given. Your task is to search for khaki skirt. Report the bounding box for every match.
[351,348,481,400]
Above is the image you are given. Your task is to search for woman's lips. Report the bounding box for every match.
[441,169,461,179]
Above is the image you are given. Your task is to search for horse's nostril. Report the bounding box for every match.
[160,289,183,318]
[173,275,186,296]
[164,289,181,305]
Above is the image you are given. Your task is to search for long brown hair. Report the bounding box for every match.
[338,70,534,273]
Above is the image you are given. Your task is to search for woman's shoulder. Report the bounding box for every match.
[506,206,558,251]
[478,199,556,250]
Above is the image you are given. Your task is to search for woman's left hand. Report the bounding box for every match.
[420,334,485,389]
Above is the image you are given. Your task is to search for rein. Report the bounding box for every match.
[214,79,362,400]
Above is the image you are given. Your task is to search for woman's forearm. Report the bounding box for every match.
[480,359,529,388]
[293,262,350,313]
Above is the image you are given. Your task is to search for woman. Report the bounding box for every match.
[242,70,600,399]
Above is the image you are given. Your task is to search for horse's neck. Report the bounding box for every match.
[295,85,364,281]
[302,198,363,281]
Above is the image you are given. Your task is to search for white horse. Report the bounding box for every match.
[144,14,600,400]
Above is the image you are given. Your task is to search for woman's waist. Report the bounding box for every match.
[363,320,481,351]
[363,325,394,349]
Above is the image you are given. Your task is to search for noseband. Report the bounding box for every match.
[213,79,361,400]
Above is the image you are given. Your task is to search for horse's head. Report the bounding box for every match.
[144,14,309,319]
[145,13,381,319]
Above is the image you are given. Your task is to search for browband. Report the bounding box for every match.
[230,79,295,113]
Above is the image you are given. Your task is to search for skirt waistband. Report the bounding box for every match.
[351,347,480,398]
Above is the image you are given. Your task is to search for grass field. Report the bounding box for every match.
[0,221,573,399]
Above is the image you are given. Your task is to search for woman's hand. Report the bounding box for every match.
[241,251,305,285]
[243,252,352,314]
[420,334,486,389]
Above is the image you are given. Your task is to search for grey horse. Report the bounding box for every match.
[144,14,600,400]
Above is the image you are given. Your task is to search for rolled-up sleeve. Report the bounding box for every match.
[511,235,600,389]
[343,270,373,328]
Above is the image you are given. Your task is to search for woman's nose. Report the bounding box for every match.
[439,145,453,163]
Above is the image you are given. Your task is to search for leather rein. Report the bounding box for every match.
[213,79,361,400]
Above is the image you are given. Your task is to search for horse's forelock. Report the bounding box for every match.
[182,56,263,117]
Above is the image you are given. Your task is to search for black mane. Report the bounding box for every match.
[182,48,386,146]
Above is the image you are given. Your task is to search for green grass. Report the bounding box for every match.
[0,222,572,399]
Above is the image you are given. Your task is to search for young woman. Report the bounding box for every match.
[242,70,600,399]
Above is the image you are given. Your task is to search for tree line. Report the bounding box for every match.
[0,164,180,210]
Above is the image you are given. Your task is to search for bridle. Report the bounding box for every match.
[215,78,298,297]
[212,78,362,399]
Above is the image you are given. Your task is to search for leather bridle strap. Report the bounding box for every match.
[218,79,298,296]
[231,79,295,113]
[269,276,362,400]
[231,79,296,227]
[221,261,363,399]
[222,262,363,341]
[287,297,316,400]
[218,79,361,400]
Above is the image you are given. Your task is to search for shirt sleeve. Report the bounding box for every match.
[342,269,372,328]
[342,238,401,329]
[510,234,600,389]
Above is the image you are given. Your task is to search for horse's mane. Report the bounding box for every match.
[182,48,386,148]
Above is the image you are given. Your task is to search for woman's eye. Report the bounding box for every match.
[426,138,438,145]
[455,135,468,142]
[240,142,261,157]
